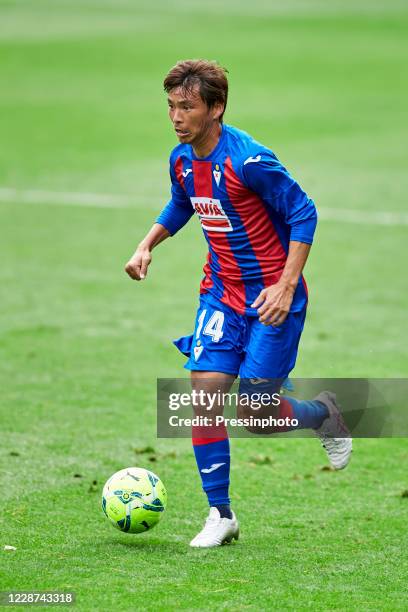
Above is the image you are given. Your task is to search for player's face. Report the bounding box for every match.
[167,86,222,145]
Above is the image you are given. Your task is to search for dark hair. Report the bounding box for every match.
[163,59,229,122]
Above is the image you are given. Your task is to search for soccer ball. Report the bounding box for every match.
[102,467,167,533]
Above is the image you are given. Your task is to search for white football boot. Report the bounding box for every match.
[314,391,352,470]
[190,507,239,548]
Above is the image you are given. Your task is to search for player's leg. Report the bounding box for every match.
[239,308,352,469]
[191,371,234,518]
[239,308,328,430]
[189,370,239,547]
[238,377,330,432]
[173,294,243,547]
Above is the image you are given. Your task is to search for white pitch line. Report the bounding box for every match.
[0,187,134,208]
[318,207,408,227]
[0,186,407,226]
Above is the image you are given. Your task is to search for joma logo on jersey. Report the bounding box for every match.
[190,197,233,232]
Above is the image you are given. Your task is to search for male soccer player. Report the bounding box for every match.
[125,60,352,548]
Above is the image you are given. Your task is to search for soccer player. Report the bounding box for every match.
[125,60,352,548]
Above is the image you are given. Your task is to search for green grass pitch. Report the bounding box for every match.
[1,0,408,609]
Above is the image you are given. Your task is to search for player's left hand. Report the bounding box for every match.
[251,281,295,326]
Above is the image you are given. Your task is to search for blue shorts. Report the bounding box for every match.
[173,292,306,379]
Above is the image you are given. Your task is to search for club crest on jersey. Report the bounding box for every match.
[190,197,233,232]
[213,163,221,187]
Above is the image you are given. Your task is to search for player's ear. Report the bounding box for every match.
[212,102,224,121]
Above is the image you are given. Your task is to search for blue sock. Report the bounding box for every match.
[215,504,232,519]
[192,437,231,509]
[283,397,329,430]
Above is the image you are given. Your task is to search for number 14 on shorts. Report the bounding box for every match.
[196,309,225,343]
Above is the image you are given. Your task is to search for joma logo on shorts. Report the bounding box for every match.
[190,197,233,232]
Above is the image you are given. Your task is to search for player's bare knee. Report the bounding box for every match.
[190,371,235,419]
[238,402,281,435]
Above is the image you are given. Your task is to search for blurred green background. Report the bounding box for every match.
[1,0,407,609]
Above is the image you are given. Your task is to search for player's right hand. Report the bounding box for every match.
[125,246,152,281]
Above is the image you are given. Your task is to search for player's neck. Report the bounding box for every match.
[192,122,222,159]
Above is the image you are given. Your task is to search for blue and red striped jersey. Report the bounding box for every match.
[156,124,317,315]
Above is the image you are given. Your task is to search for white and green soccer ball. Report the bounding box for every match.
[102,467,167,533]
